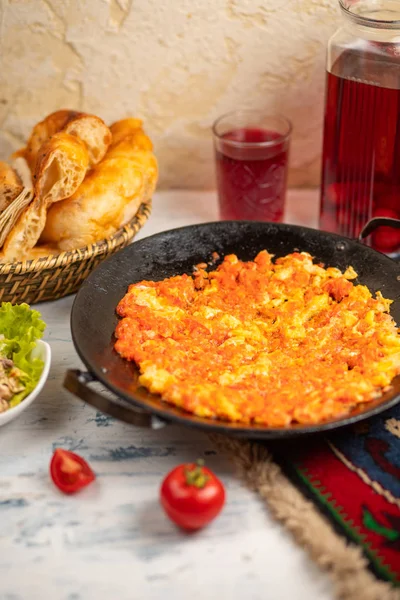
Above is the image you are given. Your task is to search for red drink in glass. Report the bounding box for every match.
[320,56,400,256]
[213,112,291,222]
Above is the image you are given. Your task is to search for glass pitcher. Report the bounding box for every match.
[319,0,400,256]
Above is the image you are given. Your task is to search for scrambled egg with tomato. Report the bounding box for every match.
[114,251,400,426]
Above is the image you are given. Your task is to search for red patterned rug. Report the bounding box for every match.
[274,405,400,587]
[212,404,400,599]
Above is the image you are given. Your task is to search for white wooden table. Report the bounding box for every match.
[0,189,336,600]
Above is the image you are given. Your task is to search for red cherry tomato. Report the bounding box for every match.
[376,190,400,212]
[160,460,225,531]
[327,182,369,214]
[50,448,96,494]
[371,207,400,252]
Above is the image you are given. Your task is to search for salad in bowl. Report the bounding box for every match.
[0,302,50,425]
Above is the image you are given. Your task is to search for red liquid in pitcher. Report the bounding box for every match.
[320,71,400,254]
[215,128,288,221]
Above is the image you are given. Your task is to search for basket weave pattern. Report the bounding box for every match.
[0,199,152,305]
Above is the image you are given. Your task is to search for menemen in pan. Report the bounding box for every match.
[114,251,400,426]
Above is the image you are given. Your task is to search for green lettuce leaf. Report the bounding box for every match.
[0,302,46,407]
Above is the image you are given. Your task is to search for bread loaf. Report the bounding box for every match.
[40,122,158,251]
[1,200,47,262]
[0,113,157,262]
[109,118,144,146]
[63,114,112,167]
[16,109,111,171]
[106,143,158,198]
[16,110,79,170]
[1,132,90,262]
[0,162,23,213]
[34,132,89,203]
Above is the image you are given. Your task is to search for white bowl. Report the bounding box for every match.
[0,340,51,427]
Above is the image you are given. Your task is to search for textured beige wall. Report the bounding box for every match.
[0,0,340,189]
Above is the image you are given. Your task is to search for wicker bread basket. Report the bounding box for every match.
[0,198,151,305]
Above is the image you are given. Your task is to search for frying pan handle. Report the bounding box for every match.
[63,369,167,430]
[359,217,400,240]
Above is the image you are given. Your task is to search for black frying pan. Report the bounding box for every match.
[64,219,400,439]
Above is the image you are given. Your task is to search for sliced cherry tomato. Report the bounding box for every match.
[160,459,225,531]
[50,448,96,494]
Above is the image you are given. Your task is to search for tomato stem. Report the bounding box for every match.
[184,459,209,488]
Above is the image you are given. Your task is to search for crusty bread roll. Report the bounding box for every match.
[19,243,60,260]
[17,110,80,170]
[1,200,47,262]
[0,161,23,213]
[109,118,144,146]
[63,114,112,167]
[1,132,90,262]
[0,158,34,251]
[40,122,158,251]
[41,157,147,250]
[34,132,89,203]
[106,142,158,197]
[16,109,111,171]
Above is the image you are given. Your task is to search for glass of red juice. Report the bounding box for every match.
[212,110,291,222]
